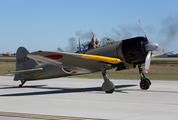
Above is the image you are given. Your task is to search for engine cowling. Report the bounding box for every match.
[121,37,148,65]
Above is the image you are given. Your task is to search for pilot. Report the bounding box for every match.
[91,32,100,49]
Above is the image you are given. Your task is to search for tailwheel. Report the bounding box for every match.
[19,80,26,87]
[140,78,151,90]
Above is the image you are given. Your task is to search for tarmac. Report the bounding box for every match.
[0,76,178,120]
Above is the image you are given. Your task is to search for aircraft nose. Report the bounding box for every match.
[144,42,158,52]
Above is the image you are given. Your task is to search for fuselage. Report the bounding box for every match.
[17,36,148,81]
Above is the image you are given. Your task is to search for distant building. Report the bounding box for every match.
[2,53,11,56]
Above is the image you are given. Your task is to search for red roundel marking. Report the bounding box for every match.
[63,68,71,72]
[44,55,63,60]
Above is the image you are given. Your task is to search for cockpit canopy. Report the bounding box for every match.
[103,37,115,42]
[76,41,91,53]
[76,37,115,53]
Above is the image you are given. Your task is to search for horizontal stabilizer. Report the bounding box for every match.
[5,68,43,75]
[151,52,171,58]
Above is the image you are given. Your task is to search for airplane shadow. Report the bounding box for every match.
[0,84,137,97]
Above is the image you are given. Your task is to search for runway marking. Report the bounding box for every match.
[0,84,178,93]
[0,112,105,120]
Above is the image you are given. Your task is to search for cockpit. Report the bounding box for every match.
[76,41,91,53]
[103,37,115,42]
[76,37,115,53]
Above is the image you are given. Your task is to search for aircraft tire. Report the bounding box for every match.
[140,79,150,90]
[105,88,115,94]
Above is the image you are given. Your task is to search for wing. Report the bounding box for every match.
[27,51,123,71]
[151,52,169,58]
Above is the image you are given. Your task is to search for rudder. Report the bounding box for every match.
[14,47,39,80]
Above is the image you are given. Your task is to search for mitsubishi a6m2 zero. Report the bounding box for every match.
[8,21,164,93]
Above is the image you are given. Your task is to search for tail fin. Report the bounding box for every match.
[14,47,39,80]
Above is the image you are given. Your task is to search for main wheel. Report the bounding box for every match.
[105,88,115,94]
[140,79,150,90]
[146,78,151,85]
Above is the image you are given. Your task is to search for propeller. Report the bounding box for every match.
[139,19,164,73]
[145,51,151,73]
[139,19,149,43]
[155,46,164,52]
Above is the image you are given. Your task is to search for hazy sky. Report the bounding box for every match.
[0,0,178,53]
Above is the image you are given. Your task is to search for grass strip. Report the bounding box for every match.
[1,60,178,81]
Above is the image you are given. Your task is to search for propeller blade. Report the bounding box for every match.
[139,19,149,43]
[155,46,164,52]
[145,51,152,73]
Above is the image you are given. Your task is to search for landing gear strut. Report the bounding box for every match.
[138,65,151,90]
[100,62,115,93]
[19,80,26,87]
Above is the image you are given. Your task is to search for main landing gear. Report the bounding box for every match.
[19,80,26,87]
[138,65,151,90]
[100,62,115,93]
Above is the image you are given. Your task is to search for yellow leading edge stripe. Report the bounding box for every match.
[82,54,123,64]
[82,54,155,64]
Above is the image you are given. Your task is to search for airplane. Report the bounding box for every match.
[7,20,164,93]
